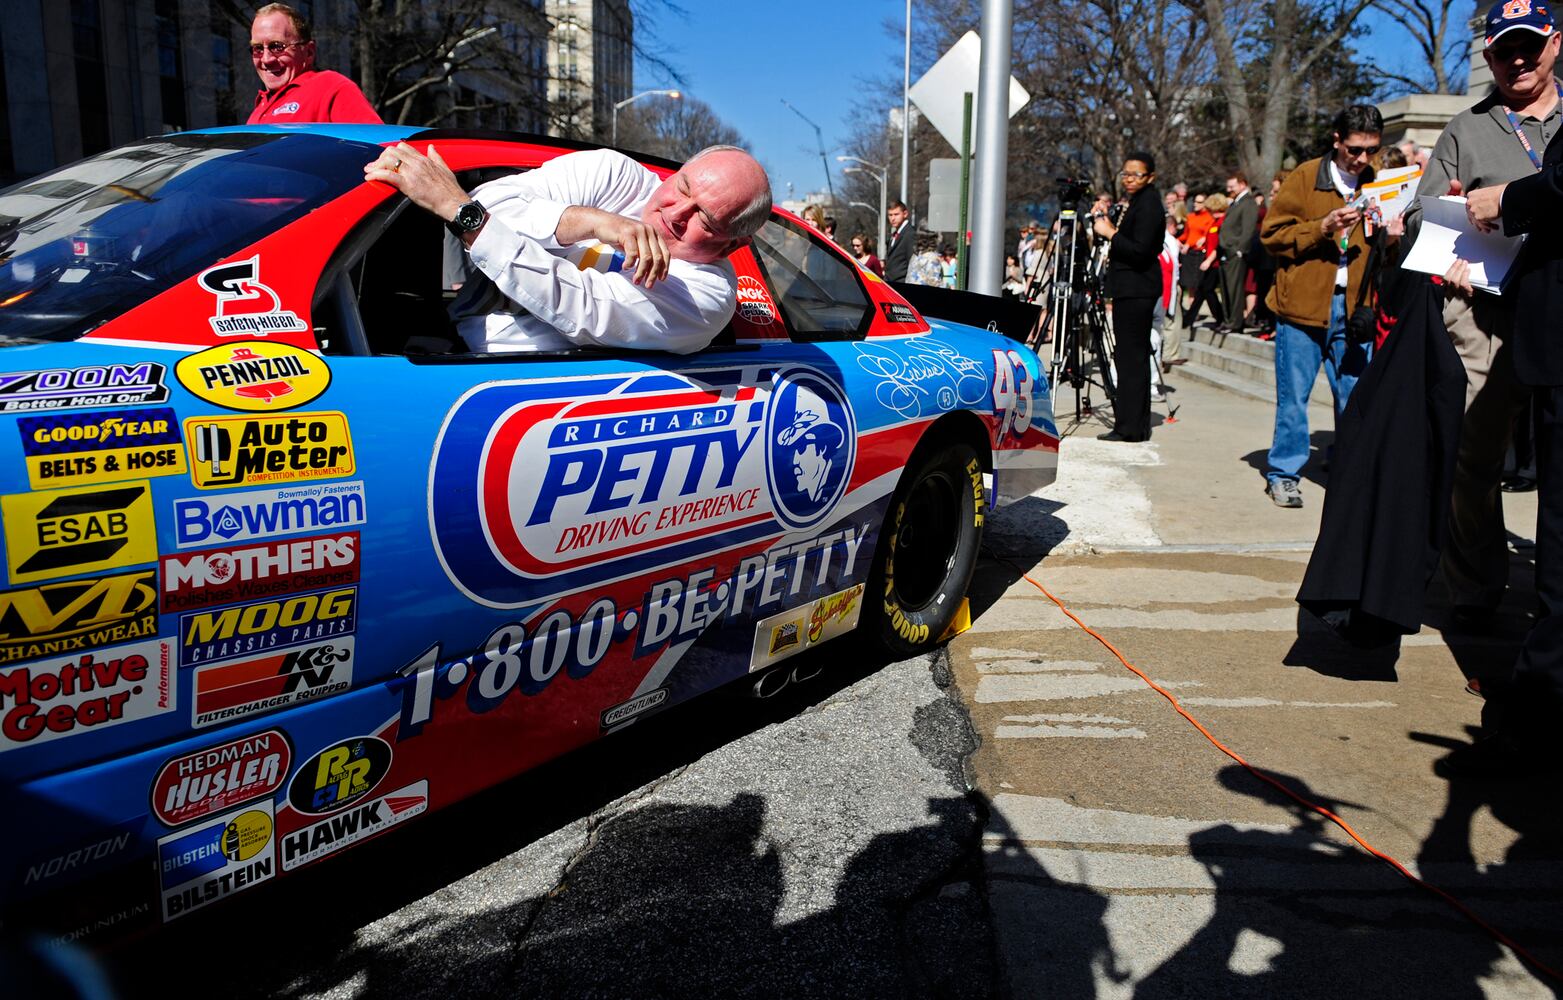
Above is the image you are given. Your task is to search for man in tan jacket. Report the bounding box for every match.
[1258,104,1383,508]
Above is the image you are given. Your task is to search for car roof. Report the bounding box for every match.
[181,124,687,172]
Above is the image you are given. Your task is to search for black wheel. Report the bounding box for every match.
[865,441,985,657]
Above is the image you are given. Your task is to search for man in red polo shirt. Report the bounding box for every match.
[247,3,381,125]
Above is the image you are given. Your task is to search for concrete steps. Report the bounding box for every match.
[1174,323,1329,405]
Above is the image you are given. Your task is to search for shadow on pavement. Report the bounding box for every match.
[1133,763,1562,998]
[1240,429,1334,489]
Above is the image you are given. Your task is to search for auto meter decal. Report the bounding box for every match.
[151,728,290,827]
[429,368,855,608]
[286,735,391,816]
[184,412,354,490]
[175,341,331,412]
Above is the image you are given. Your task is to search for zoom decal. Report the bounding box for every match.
[429,368,855,608]
[0,363,169,413]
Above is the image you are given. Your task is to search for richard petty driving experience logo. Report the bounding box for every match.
[429,368,855,608]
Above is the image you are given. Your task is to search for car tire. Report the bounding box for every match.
[866,439,985,657]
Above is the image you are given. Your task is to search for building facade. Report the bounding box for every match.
[544,0,632,141]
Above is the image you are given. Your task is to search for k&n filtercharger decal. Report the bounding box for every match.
[429,368,855,609]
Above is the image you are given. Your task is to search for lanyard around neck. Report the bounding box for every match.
[1503,80,1563,171]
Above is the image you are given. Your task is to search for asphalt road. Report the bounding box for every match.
[107,377,1561,999]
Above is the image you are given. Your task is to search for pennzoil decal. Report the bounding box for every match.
[198,256,307,337]
[2,482,157,585]
[184,412,353,490]
[428,367,854,608]
[17,407,187,489]
[0,570,159,665]
[175,342,331,412]
[0,363,169,413]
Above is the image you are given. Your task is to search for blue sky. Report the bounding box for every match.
[631,2,1475,202]
[633,0,912,201]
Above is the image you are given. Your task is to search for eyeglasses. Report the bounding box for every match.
[249,40,304,57]
[1342,143,1381,156]
[1490,34,1549,61]
[1120,170,1149,179]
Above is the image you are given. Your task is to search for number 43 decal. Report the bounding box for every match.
[991,349,1034,440]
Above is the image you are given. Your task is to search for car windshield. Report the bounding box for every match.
[0,132,375,345]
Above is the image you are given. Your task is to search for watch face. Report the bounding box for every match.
[457,203,485,231]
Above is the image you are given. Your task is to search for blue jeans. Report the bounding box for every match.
[1266,292,1373,484]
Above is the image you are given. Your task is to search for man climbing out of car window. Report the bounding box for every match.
[365,142,772,354]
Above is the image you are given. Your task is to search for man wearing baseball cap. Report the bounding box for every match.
[1441,3,1563,776]
[1409,0,1560,637]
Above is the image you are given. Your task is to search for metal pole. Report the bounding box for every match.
[957,93,972,291]
[970,0,1013,296]
[612,107,618,146]
[901,0,911,204]
[878,170,887,262]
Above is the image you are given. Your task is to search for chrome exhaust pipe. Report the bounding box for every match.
[751,667,791,699]
[790,660,823,684]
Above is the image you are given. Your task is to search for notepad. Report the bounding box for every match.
[1401,195,1525,295]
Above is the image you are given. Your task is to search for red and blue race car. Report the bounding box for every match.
[0,125,1057,940]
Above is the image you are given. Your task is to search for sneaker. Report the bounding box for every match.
[1266,478,1303,508]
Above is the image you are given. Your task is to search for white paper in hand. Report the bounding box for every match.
[1401,195,1525,294]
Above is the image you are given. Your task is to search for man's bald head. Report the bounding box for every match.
[641,146,773,263]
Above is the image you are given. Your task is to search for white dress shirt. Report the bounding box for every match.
[458,148,738,354]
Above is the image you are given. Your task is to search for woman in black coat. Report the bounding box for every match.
[1093,152,1166,441]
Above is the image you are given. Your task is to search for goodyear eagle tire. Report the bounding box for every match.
[867,441,985,657]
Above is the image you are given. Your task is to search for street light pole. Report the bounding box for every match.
[902,0,911,204]
[969,0,1013,296]
[838,155,887,258]
[781,98,835,203]
[612,89,681,147]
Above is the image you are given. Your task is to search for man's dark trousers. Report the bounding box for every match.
[1219,253,1249,328]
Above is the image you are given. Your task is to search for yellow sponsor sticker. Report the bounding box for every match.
[2,482,157,585]
[175,341,331,413]
[17,406,187,490]
[184,411,354,490]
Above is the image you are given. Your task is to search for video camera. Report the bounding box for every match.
[1056,177,1093,206]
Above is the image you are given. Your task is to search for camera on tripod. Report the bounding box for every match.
[1056,177,1093,207]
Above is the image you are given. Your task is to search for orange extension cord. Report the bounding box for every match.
[1012,566,1562,985]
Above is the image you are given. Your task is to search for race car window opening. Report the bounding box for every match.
[0,133,371,344]
[322,166,741,358]
[749,217,871,342]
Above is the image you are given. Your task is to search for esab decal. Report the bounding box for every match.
[286,735,391,816]
[178,586,355,667]
[429,368,854,608]
[2,482,156,585]
[185,412,353,489]
[0,637,174,750]
[0,570,158,665]
[160,532,359,612]
[281,780,427,871]
[190,638,352,728]
[173,481,366,549]
[175,341,331,412]
[198,256,307,337]
[17,407,187,489]
[0,362,169,413]
[157,801,274,920]
[151,729,290,828]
